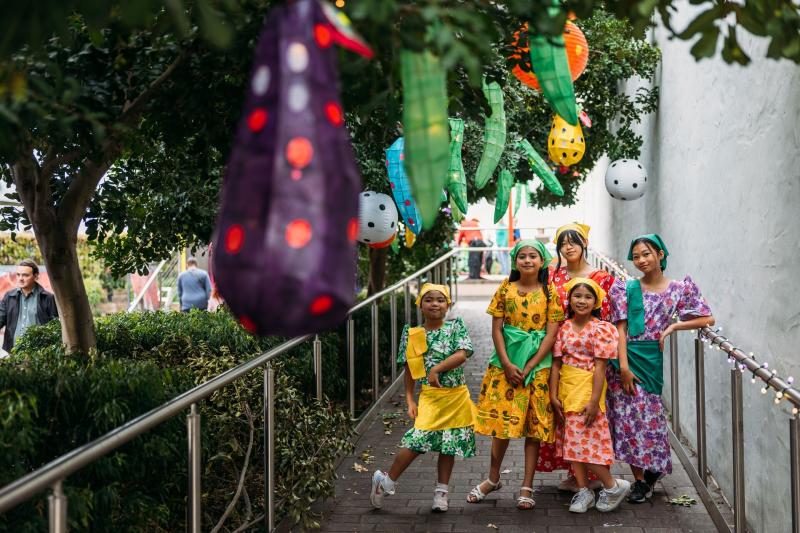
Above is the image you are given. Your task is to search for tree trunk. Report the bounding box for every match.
[367,247,388,296]
[36,225,96,353]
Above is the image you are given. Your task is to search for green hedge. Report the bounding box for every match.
[1,310,358,531]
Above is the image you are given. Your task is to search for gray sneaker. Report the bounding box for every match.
[596,479,631,512]
[569,487,596,513]
[370,470,392,509]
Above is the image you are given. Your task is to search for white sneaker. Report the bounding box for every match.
[432,487,449,512]
[569,487,596,513]
[558,476,604,492]
[596,479,631,512]
[370,470,394,509]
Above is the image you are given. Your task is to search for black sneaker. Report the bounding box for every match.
[627,480,652,503]
[643,470,663,491]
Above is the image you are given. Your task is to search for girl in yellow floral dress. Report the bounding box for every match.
[467,240,564,510]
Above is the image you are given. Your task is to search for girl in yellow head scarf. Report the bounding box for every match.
[550,278,630,513]
[370,283,476,513]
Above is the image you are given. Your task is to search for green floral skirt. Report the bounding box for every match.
[400,426,476,457]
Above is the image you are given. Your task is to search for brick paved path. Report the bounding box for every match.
[319,297,723,533]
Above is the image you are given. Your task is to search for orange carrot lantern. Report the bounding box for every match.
[510,21,589,92]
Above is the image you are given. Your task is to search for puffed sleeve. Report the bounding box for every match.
[486,279,509,318]
[677,276,712,320]
[553,321,567,358]
[592,320,619,360]
[451,317,474,358]
[396,324,410,365]
[546,283,565,323]
[608,278,628,324]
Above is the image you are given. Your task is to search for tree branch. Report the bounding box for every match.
[212,403,255,533]
[57,47,191,233]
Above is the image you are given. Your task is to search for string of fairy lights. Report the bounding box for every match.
[589,250,800,418]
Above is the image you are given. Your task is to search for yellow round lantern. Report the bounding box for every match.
[548,113,586,167]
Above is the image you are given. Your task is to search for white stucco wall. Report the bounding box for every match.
[606,8,800,532]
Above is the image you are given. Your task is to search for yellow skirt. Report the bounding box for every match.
[474,366,555,441]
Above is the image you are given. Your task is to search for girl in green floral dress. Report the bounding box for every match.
[370,283,475,513]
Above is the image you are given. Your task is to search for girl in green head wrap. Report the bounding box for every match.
[605,234,715,504]
[469,238,565,510]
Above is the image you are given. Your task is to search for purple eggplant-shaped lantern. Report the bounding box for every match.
[213,0,373,336]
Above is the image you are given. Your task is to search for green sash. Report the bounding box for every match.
[488,324,550,387]
[626,279,646,337]
[610,340,663,395]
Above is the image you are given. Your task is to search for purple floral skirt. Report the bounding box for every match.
[605,367,672,474]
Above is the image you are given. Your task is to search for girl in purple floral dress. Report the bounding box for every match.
[606,234,714,504]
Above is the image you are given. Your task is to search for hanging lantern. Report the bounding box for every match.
[401,49,450,229]
[404,227,416,248]
[446,118,468,213]
[510,21,589,93]
[605,159,648,201]
[212,0,372,337]
[358,191,398,245]
[493,169,514,223]
[517,139,564,196]
[548,113,585,167]
[386,137,423,234]
[474,77,507,190]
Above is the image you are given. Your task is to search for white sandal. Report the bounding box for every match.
[516,486,535,510]
[467,478,502,503]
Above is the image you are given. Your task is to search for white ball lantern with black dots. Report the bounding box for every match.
[357,191,398,245]
[605,159,647,201]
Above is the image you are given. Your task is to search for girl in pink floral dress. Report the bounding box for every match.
[606,234,714,504]
[551,277,631,513]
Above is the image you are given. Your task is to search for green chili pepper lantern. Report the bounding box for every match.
[517,139,564,196]
[401,49,450,229]
[493,169,514,223]
[446,118,468,214]
[475,78,507,190]
[513,182,527,215]
[527,13,579,125]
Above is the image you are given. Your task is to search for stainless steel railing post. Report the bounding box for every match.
[264,364,275,532]
[404,283,411,325]
[371,302,379,403]
[791,415,800,533]
[187,403,201,533]
[453,256,459,304]
[48,480,67,533]
[390,292,398,382]
[313,335,323,402]
[731,366,746,531]
[415,277,422,325]
[670,332,680,438]
[695,332,708,484]
[347,316,355,418]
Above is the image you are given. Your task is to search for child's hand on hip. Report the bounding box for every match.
[427,370,441,388]
[582,401,600,427]
[407,401,418,419]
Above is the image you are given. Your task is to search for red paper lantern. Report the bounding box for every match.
[510,21,589,92]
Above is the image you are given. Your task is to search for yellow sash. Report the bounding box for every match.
[557,364,606,413]
[414,385,477,431]
[406,327,428,380]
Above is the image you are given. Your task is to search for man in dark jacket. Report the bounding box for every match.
[0,259,59,351]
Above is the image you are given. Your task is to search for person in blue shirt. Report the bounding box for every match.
[177,258,212,312]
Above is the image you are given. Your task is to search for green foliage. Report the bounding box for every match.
[3,310,357,531]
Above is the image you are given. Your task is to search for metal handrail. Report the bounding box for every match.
[589,248,800,533]
[0,247,465,532]
[126,259,167,312]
